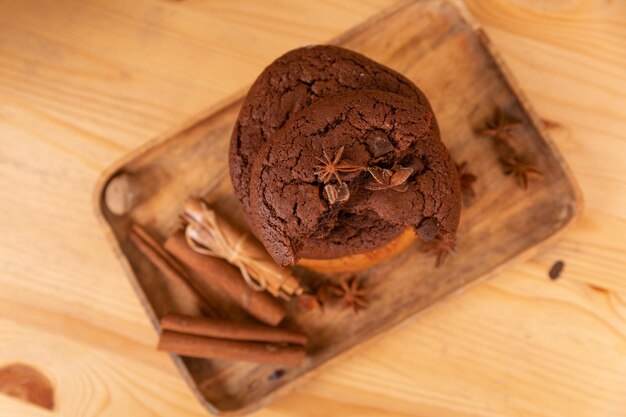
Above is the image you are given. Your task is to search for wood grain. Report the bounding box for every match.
[1,0,625,416]
[0,364,54,410]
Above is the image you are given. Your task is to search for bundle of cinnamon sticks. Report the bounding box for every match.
[158,314,306,366]
[129,224,307,366]
[182,198,303,300]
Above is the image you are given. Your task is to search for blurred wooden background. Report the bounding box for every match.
[0,0,625,416]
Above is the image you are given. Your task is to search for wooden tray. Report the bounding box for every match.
[94,0,582,415]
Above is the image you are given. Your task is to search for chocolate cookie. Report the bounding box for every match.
[298,211,405,259]
[249,90,461,266]
[230,45,432,220]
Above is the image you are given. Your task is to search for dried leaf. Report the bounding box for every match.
[391,182,410,192]
[363,180,391,191]
[367,167,392,185]
[365,165,412,192]
[324,183,350,205]
[335,182,350,203]
[389,166,413,186]
[324,184,338,203]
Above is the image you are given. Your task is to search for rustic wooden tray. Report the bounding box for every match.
[94,0,582,415]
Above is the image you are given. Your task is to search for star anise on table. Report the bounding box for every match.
[455,161,478,201]
[422,235,456,268]
[363,165,414,192]
[314,146,364,184]
[329,277,369,314]
[500,155,542,190]
[476,108,522,147]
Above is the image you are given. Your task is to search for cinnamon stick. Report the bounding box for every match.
[164,231,287,326]
[128,225,220,318]
[131,224,188,277]
[183,198,303,299]
[161,314,307,345]
[158,331,305,366]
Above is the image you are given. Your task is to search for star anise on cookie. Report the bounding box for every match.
[329,277,369,314]
[363,165,413,192]
[314,146,364,184]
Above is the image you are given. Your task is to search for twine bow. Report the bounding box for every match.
[184,200,287,293]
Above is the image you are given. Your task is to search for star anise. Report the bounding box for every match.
[314,146,364,184]
[324,182,350,205]
[477,108,522,147]
[500,155,542,190]
[455,161,477,201]
[422,235,456,268]
[363,165,413,192]
[329,277,369,314]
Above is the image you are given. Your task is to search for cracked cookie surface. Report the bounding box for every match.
[229,45,432,224]
[249,90,461,266]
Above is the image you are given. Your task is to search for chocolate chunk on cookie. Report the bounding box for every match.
[230,45,432,220]
[249,90,461,266]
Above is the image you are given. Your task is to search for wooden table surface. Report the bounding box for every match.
[0,0,625,416]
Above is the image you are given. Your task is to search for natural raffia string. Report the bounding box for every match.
[182,198,303,299]
[184,205,267,291]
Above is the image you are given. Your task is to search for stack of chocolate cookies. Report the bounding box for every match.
[229,45,461,269]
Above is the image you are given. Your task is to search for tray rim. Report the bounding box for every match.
[92,0,584,415]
